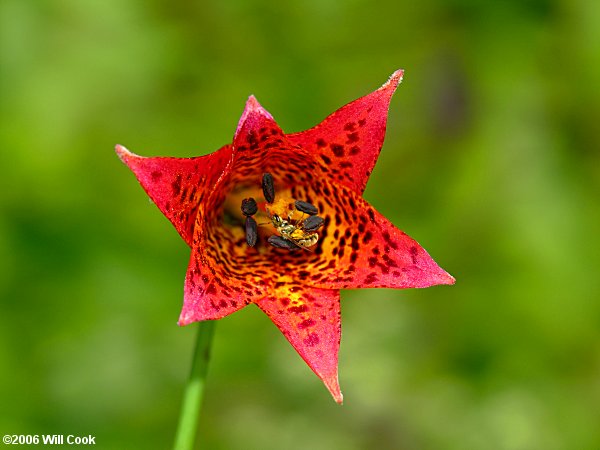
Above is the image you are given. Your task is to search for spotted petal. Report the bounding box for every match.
[288,178,455,289]
[227,96,316,190]
[180,187,267,324]
[256,284,342,403]
[287,70,404,194]
[116,144,232,247]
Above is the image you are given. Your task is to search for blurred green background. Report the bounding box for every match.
[1,0,599,449]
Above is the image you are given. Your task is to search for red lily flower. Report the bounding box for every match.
[116,70,454,403]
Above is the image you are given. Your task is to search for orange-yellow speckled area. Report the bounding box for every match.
[116,70,454,403]
[266,197,297,219]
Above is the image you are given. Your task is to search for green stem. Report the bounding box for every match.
[173,320,216,450]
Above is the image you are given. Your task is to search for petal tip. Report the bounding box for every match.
[246,94,259,107]
[429,267,456,287]
[235,95,275,137]
[115,144,142,165]
[115,144,130,160]
[323,374,344,404]
[381,69,404,91]
[178,310,194,326]
[431,269,456,287]
[444,272,456,285]
[391,68,405,82]
[244,95,273,119]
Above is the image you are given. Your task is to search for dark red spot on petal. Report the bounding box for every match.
[172,174,182,195]
[289,305,308,314]
[383,254,398,267]
[367,209,376,222]
[297,270,310,280]
[346,132,359,143]
[365,273,378,284]
[304,332,320,346]
[331,144,345,157]
[410,246,418,263]
[298,318,316,329]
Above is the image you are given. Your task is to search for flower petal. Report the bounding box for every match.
[287,70,403,194]
[224,97,319,191]
[116,144,233,247]
[178,245,258,324]
[256,284,342,403]
[288,178,455,289]
[180,198,268,324]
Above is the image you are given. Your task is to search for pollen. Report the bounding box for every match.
[267,197,297,218]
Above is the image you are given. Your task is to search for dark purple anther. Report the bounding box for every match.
[241,197,258,216]
[245,216,258,247]
[262,173,275,204]
[295,200,318,216]
[302,215,325,232]
[267,235,299,250]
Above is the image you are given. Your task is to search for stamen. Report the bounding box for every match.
[302,215,325,232]
[240,173,324,251]
[268,235,300,250]
[294,200,318,216]
[245,216,258,247]
[262,173,275,203]
[241,197,258,216]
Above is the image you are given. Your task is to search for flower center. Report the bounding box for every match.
[240,173,325,251]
